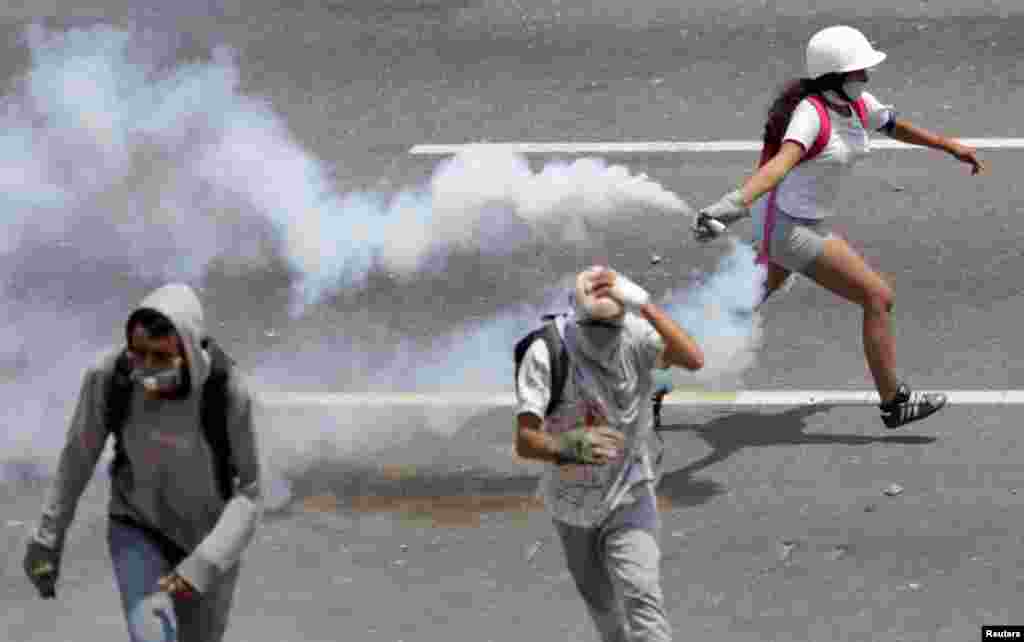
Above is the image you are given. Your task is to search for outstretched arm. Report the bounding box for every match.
[694,141,805,237]
[886,119,987,175]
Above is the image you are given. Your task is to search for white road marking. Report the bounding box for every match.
[409,138,1024,155]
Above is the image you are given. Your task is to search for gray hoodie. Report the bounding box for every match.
[33,283,263,594]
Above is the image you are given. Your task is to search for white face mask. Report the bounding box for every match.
[578,320,622,351]
[826,78,867,104]
[130,357,184,393]
[841,78,867,102]
[572,320,625,371]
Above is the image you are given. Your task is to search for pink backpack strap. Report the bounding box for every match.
[757,96,830,266]
[851,97,869,130]
[755,189,779,266]
[802,95,832,163]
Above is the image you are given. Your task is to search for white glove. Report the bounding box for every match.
[692,189,749,243]
[610,273,650,311]
[703,189,749,222]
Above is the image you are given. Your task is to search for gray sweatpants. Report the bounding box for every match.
[553,485,672,642]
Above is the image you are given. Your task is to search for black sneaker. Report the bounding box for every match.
[879,383,947,428]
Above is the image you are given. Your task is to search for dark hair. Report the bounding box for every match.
[125,308,176,343]
[763,73,848,151]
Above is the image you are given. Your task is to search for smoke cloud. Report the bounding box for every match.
[1,24,765,499]
[252,241,766,500]
[660,239,767,389]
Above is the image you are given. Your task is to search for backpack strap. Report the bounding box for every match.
[757,93,864,266]
[757,92,835,264]
[806,95,870,153]
[540,321,568,416]
[802,94,833,163]
[756,95,833,266]
[757,94,833,170]
[105,349,136,482]
[851,96,869,130]
[200,338,238,501]
[514,317,569,417]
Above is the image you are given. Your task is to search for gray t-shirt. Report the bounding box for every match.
[515,313,667,528]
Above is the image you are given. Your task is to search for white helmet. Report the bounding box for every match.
[806,25,886,78]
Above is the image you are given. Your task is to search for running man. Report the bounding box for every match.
[692,24,987,429]
[23,284,263,641]
[515,266,704,641]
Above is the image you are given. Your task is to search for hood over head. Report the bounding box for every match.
[127,283,211,395]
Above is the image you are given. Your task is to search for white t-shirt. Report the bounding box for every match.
[760,91,896,221]
[515,314,667,528]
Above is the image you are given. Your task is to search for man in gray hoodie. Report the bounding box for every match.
[22,283,263,642]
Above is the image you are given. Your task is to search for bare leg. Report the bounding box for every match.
[805,237,900,403]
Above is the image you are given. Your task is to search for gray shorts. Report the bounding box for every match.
[753,208,834,276]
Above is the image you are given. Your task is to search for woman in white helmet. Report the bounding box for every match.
[693,25,987,429]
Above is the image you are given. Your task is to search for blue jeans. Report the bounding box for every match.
[107,518,240,642]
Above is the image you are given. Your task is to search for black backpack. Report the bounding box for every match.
[513,314,570,417]
[105,338,237,501]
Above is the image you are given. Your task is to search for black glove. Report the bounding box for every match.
[23,539,61,599]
